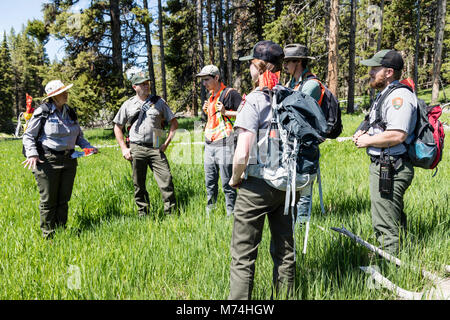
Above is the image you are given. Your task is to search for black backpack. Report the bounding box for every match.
[22,103,78,157]
[303,75,342,139]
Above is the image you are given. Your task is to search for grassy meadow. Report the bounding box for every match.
[0,114,448,300]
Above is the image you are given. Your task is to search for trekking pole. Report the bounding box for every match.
[302,220,310,255]
[317,163,325,214]
[302,194,313,255]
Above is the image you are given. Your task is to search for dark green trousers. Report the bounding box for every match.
[33,153,77,238]
[229,176,297,300]
[369,160,414,255]
[130,143,176,215]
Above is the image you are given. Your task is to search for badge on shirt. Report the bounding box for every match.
[392,97,403,110]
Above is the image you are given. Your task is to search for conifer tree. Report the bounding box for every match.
[0,34,14,133]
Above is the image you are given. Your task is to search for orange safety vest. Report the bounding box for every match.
[204,83,234,142]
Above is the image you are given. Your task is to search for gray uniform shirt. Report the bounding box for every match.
[113,95,175,146]
[23,103,93,158]
[367,81,418,156]
[234,87,273,165]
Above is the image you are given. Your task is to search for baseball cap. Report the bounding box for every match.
[360,49,404,70]
[239,40,284,66]
[130,72,150,85]
[196,65,220,78]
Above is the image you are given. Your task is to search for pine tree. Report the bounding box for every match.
[0,34,14,133]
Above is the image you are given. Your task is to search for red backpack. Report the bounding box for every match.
[399,78,445,171]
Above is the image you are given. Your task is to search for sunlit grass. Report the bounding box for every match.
[0,114,448,300]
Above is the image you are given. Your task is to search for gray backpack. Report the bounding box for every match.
[248,86,328,215]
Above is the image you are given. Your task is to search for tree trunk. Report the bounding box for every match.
[143,0,156,96]
[431,0,446,105]
[327,0,339,97]
[255,0,264,40]
[158,0,167,101]
[225,0,233,85]
[324,0,330,80]
[274,0,283,18]
[370,0,385,104]
[217,0,225,81]
[197,0,206,108]
[207,0,215,64]
[414,0,420,91]
[347,0,356,114]
[110,0,123,86]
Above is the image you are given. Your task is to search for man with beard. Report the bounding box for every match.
[353,50,417,255]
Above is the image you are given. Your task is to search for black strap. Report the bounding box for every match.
[369,83,413,130]
[134,95,161,132]
[36,103,51,140]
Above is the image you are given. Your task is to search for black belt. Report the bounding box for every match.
[42,145,74,156]
[131,141,157,148]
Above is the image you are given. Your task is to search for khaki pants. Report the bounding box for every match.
[130,143,176,215]
[369,160,414,255]
[229,176,297,300]
[33,152,77,238]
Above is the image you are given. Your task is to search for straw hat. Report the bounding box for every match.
[43,80,73,100]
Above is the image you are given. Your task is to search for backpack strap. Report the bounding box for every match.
[300,73,325,106]
[369,83,413,130]
[133,94,161,132]
[36,103,51,140]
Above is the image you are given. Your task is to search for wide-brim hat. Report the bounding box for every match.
[239,40,284,67]
[43,80,73,100]
[196,65,220,78]
[360,49,404,70]
[283,44,315,61]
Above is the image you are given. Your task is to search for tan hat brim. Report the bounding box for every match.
[43,83,73,100]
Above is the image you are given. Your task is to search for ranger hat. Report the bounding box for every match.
[360,49,404,70]
[283,44,315,61]
[130,71,150,85]
[239,40,284,66]
[43,80,73,100]
[196,65,220,78]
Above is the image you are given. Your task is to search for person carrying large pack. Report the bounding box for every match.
[227,40,327,300]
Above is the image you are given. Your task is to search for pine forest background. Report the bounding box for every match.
[0,0,448,132]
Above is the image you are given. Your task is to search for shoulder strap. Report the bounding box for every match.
[36,103,51,140]
[370,83,413,130]
[67,106,78,121]
[133,94,161,131]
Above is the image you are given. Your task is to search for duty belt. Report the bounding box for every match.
[370,153,409,170]
[42,145,74,156]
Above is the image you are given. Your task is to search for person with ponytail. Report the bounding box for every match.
[227,41,296,300]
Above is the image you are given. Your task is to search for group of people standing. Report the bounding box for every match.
[22,39,418,300]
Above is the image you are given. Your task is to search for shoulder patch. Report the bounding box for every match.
[392,97,403,110]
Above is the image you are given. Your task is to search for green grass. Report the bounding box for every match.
[0,115,448,300]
